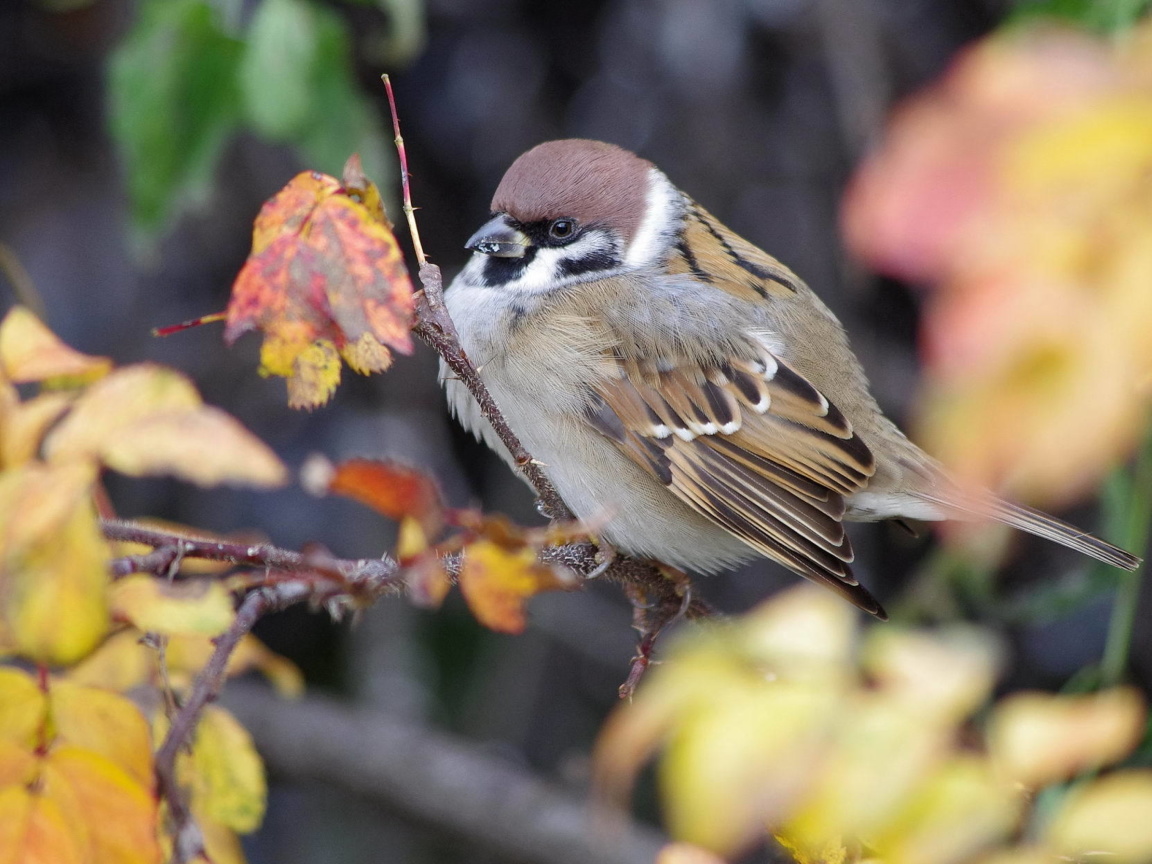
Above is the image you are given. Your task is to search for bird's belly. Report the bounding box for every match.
[480,371,756,573]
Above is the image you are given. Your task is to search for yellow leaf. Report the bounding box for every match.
[0,392,75,469]
[111,575,236,636]
[44,364,286,489]
[286,338,341,410]
[660,679,836,855]
[775,833,855,864]
[0,464,111,665]
[742,585,859,673]
[49,679,154,788]
[101,407,286,488]
[0,668,46,747]
[68,630,153,693]
[41,745,161,864]
[165,633,304,698]
[458,539,573,634]
[340,331,394,375]
[44,364,201,460]
[0,784,86,864]
[656,842,729,864]
[863,627,999,722]
[196,810,247,864]
[972,850,1059,864]
[1046,770,1152,863]
[184,705,266,833]
[868,756,1020,864]
[0,739,37,788]
[0,306,111,385]
[988,688,1145,788]
[785,695,951,844]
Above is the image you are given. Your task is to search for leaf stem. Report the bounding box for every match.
[1099,420,1152,686]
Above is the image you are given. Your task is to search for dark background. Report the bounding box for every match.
[4,1,1147,862]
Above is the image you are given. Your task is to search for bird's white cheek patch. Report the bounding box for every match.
[625,168,682,269]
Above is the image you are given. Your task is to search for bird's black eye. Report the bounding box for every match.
[548,218,578,241]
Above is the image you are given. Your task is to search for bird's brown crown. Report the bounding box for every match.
[491,140,653,244]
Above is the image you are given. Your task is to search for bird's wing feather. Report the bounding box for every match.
[585,340,886,618]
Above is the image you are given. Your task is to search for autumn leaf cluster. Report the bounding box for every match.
[598,585,1152,864]
[0,308,300,863]
[845,21,1152,505]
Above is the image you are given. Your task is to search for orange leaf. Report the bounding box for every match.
[0,785,86,864]
[0,739,37,789]
[224,168,415,409]
[40,745,161,864]
[0,306,111,386]
[324,458,446,541]
[458,539,575,634]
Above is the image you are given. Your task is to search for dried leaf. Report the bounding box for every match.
[324,458,446,541]
[224,167,414,408]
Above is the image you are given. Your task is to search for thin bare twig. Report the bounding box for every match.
[382,74,426,266]
[155,589,272,864]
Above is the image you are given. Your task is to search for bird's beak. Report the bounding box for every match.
[465,215,530,258]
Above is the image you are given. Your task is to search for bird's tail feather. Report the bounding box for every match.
[917,491,1141,571]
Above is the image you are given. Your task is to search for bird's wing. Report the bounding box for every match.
[663,199,806,303]
[584,340,886,618]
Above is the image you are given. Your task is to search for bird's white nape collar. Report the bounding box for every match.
[625,167,683,269]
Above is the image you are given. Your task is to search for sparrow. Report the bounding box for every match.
[441,139,1140,619]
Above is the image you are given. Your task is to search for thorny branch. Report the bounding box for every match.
[153,589,272,864]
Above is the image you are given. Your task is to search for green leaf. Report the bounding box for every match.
[1008,0,1152,33]
[107,0,243,238]
[239,0,322,138]
[239,0,390,185]
[295,7,389,182]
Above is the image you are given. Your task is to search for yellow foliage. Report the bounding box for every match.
[845,23,1152,505]
[111,575,236,636]
[597,585,1152,863]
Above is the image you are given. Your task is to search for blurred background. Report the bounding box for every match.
[2,0,1148,861]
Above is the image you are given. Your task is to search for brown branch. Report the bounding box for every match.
[155,588,273,863]
[411,282,572,521]
[223,682,668,864]
[103,519,404,602]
